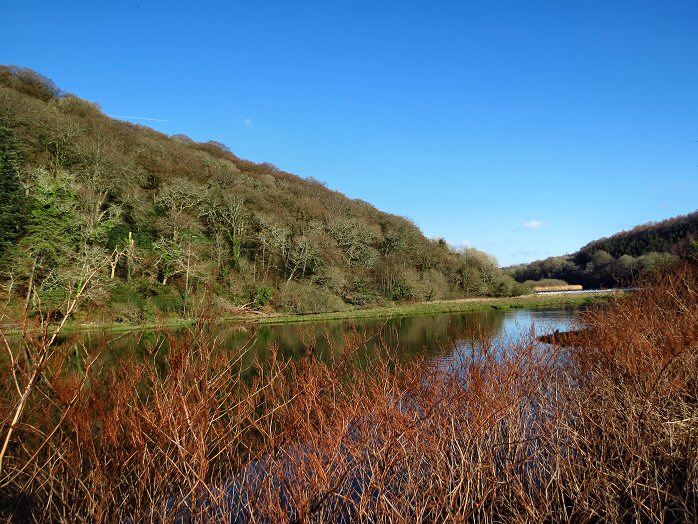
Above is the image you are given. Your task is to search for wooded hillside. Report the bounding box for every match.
[0,66,523,323]
[506,212,698,288]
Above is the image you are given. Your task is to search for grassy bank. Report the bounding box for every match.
[47,290,619,335]
[249,290,618,325]
[1,292,616,336]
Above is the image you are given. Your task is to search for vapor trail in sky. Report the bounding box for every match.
[109,115,170,122]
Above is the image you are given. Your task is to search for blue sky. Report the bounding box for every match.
[3,1,697,266]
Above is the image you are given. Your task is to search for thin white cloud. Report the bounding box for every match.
[244,117,253,126]
[523,220,546,230]
[444,239,473,251]
[109,115,170,122]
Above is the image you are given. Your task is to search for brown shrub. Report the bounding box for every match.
[1,265,696,521]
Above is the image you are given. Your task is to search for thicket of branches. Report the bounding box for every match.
[1,263,696,522]
[0,65,524,323]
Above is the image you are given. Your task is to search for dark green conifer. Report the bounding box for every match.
[0,126,26,263]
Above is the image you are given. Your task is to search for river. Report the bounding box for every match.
[66,306,577,370]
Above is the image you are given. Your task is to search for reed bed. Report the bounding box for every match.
[1,267,696,522]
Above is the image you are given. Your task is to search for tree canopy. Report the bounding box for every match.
[505,212,697,288]
[0,66,525,322]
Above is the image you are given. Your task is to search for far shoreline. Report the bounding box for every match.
[26,289,621,336]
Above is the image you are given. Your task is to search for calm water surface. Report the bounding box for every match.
[70,307,577,369]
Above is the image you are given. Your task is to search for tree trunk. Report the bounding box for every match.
[24,258,37,313]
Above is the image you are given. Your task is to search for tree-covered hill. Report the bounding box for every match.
[506,211,698,288]
[0,66,523,323]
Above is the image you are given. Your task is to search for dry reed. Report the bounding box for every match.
[1,266,696,522]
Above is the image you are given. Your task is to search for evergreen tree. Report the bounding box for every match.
[22,169,82,270]
[0,126,27,263]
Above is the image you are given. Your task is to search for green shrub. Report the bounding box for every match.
[389,279,415,301]
[244,285,273,309]
[109,281,146,309]
[134,277,169,297]
[36,284,69,313]
[108,281,156,323]
[491,274,529,297]
[152,292,184,314]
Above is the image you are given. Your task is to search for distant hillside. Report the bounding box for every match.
[0,66,523,323]
[506,212,698,288]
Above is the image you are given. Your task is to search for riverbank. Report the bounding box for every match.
[249,289,619,325]
[18,289,619,335]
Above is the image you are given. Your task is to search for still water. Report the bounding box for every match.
[71,307,576,368]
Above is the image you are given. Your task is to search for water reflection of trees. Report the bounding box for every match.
[236,310,507,365]
[39,310,508,371]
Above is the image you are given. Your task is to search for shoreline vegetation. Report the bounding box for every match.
[240,289,617,325]
[2,290,619,335]
[1,266,695,521]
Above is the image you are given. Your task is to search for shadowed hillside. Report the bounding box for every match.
[0,66,523,323]
[506,211,698,288]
